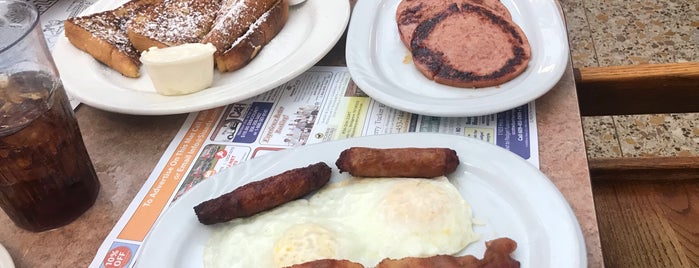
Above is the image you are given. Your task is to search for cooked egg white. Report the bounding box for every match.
[203,176,478,268]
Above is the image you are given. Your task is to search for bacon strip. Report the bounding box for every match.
[284,238,519,268]
[285,259,364,268]
[376,238,520,268]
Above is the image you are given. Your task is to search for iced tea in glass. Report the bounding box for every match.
[0,0,100,232]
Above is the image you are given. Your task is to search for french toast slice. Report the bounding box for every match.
[215,0,289,72]
[201,0,281,57]
[126,0,222,52]
[64,0,160,78]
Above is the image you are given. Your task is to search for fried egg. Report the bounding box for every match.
[203,176,478,268]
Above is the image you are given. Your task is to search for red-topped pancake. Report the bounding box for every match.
[408,3,530,88]
[396,0,512,49]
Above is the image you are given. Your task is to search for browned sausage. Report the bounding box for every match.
[335,147,459,178]
[193,162,331,225]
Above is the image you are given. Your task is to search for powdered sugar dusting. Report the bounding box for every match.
[203,0,275,51]
[214,0,248,31]
[132,0,220,44]
[68,0,158,61]
[71,13,139,60]
[228,8,270,50]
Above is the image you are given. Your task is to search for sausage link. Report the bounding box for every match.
[193,162,331,225]
[335,147,459,178]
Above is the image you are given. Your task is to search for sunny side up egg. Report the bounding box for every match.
[202,176,479,268]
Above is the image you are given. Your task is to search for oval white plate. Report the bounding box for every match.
[346,0,569,117]
[53,0,349,115]
[136,133,585,268]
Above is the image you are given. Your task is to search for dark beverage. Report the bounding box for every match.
[0,71,100,232]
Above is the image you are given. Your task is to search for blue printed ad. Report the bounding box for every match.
[496,105,530,160]
[233,102,273,143]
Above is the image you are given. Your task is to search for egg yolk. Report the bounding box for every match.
[380,180,452,227]
[272,223,339,268]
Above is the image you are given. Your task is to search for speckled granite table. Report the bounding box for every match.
[0,2,603,267]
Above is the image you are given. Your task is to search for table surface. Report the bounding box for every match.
[0,2,604,268]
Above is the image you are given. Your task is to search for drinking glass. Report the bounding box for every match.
[0,0,100,232]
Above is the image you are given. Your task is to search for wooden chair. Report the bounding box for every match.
[574,62,699,181]
[576,62,699,268]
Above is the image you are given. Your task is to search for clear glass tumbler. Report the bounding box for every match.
[0,0,100,232]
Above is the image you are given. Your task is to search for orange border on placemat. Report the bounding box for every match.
[117,108,222,242]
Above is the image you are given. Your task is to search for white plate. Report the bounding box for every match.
[136,133,585,268]
[52,0,349,115]
[0,243,14,268]
[346,0,569,117]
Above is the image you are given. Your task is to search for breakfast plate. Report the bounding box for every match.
[346,0,569,117]
[135,133,585,267]
[52,0,349,115]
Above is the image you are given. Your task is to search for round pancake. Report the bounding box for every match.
[410,3,531,88]
[396,0,512,49]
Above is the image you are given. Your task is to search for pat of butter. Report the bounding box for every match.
[140,43,217,96]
